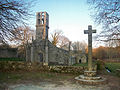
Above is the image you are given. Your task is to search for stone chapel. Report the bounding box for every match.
[26,12,86,65]
[26,12,71,65]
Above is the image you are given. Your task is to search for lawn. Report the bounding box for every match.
[73,61,120,77]
[105,63,120,72]
[73,62,96,67]
[0,57,25,61]
[72,63,88,66]
[105,62,120,76]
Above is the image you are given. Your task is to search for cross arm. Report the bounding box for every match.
[84,29,96,34]
[92,29,96,33]
[84,30,89,34]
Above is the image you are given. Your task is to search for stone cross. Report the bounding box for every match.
[84,25,96,71]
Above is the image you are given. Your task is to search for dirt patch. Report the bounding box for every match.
[102,75,120,90]
[0,72,120,90]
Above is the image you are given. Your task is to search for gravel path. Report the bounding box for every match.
[8,80,110,90]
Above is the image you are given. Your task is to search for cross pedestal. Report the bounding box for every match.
[84,25,96,71]
[75,25,106,85]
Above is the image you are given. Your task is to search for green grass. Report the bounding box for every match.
[73,62,120,73]
[105,62,120,74]
[73,62,120,77]
[72,62,97,67]
[0,57,25,61]
[73,63,88,66]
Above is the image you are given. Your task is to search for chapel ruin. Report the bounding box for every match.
[26,12,86,65]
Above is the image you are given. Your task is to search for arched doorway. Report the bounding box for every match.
[79,59,81,63]
[38,53,43,62]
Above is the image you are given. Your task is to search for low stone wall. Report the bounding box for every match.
[0,48,18,58]
[0,61,49,72]
[0,61,87,74]
[49,66,87,74]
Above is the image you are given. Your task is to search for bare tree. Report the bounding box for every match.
[71,41,87,53]
[57,35,70,50]
[0,0,33,43]
[10,26,35,58]
[51,30,63,46]
[10,26,35,46]
[50,30,70,49]
[88,0,120,42]
[93,46,107,59]
[93,46,120,60]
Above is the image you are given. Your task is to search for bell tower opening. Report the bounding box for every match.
[36,12,49,40]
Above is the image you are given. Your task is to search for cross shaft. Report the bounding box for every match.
[84,25,96,71]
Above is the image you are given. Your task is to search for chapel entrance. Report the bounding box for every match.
[38,53,43,62]
[79,59,81,63]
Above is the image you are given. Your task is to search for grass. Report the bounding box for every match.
[0,60,119,84]
[73,61,120,77]
[0,57,25,61]
[73,63,88,66]
[0,72,75,84]
[105,62,120,76]
[73,61,97,67]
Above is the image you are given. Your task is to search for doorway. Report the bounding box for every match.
[79,59,81,63]
[38,53,43,62]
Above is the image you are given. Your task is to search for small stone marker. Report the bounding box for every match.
[84,25,96,71]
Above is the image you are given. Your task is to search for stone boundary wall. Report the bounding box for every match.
[0,48,18,58]
[48,41,70,65]
[49,66,87,74]
[0,61,87,74]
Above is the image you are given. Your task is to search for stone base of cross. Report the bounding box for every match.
[75,25,106,85]
[84,25,96,71]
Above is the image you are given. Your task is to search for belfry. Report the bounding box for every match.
[36,12,49,40]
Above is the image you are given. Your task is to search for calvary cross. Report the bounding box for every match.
[84,25,96,71]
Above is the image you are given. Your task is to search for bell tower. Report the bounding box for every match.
[36,12,49,40]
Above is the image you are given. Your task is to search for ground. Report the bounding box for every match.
[0,72,120,90]
[102,75,120,90]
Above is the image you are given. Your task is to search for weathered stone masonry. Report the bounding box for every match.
[26,11,87,65]
[26,12,70,65]
[26,39,69,65]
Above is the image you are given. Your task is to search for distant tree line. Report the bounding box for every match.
[93,46,120,60]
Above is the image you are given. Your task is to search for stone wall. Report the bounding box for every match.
[49,66,87,74]
[0,61,86,74]
[0,48,17,58]
[26,40,46,62]
[48,41,69,65]
[26,40,70,65]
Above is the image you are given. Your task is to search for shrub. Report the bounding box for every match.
[96,60,105,70]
